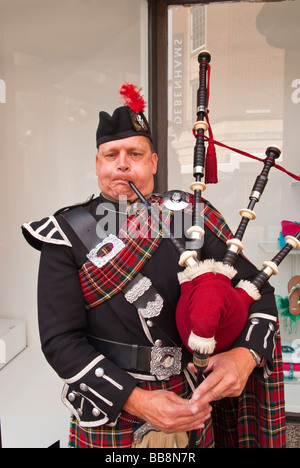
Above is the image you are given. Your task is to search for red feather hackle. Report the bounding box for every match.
[119,83,146,113]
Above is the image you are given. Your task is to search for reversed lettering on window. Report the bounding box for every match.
[0,79,6,103]
[291,79,300,104]
[172,34,184,126]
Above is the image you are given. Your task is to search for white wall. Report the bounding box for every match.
[0,0,148,346]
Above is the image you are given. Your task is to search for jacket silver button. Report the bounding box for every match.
[92,407,101,417]
[79,383,88,392]
[95,367,104,378]
[68,392,76,402]
[250,318,259,325]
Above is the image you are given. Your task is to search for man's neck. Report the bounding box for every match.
[100,191,153,205]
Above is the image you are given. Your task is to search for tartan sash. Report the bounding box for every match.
[79,195,233,310]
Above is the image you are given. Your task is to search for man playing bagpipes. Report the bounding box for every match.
[22,83,285,448]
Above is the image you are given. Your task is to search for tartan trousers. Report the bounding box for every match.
[68,335,285,449]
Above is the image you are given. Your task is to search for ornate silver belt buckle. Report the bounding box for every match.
[150,346,182,380]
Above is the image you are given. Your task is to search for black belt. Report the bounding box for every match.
[88,336,153,372]
[88,336,189,376]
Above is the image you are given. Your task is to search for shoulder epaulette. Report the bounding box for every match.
[21,195,95,251]
[22,216,72,251]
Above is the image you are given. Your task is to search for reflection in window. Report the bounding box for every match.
[168,1,300,297]
[191,6,205,52]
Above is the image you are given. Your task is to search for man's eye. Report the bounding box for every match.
[132,152,142,157]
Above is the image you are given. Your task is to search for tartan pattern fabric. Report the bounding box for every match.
[79,196,233,309]
[68,335,285,449]
[211,332,285,448]
[202,198,233,242]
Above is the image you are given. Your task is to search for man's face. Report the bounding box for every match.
[96,135,158,202]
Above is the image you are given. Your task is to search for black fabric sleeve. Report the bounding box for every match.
[38,241,138,426]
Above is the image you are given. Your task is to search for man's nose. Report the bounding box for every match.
[117,153,130,171]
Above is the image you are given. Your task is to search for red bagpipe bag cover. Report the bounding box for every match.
[176,259,261,355]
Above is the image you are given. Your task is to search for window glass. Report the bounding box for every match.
[168,1,299,291]
[191,5,206,52]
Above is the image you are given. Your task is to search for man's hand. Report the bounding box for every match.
[189,347,257,404]
[123,386,212,434]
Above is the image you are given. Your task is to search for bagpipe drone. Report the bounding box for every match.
[129,50,300,380]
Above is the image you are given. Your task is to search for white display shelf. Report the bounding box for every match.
[0,346,69,448]
[284,381,300,415]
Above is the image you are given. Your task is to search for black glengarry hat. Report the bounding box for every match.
[96,83,152,147]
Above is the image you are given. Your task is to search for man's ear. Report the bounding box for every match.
[95,152,100,176]
[152,153,158,175]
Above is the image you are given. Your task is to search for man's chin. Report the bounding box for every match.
[107,183,136,202]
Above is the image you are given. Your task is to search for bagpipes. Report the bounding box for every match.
[173,51,300,371]
[129,51,300,444]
